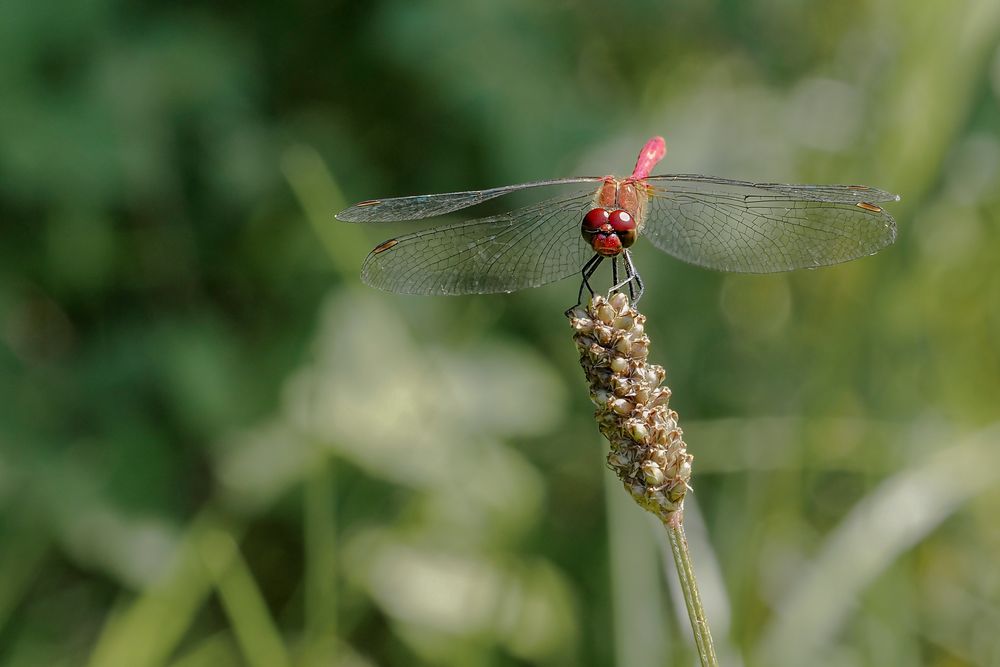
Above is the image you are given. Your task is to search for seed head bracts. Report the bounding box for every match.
[567,293,692,521]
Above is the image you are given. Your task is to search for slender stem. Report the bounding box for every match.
[303,458,338,663]
[665,512,718,667]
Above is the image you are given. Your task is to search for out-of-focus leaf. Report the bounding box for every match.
[343,527,578,665]
[756,423,1000,666]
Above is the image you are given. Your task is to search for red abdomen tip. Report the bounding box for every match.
[630,136,667,180]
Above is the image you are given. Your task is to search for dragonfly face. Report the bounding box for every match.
[581,177,647,256]
[581,207,637,256]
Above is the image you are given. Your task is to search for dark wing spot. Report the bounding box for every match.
[848,185,870,191]
[372,239,399,254]
[356,199,382,208]
[856,201,882,213]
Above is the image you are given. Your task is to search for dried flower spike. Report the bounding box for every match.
[568,293,693,521]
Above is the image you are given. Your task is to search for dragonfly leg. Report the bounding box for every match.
[573,254,603,309]
[625,250,644,304]
[609,251,643,304]
[611,255,619,288]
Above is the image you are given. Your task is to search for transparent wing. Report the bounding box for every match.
[640,176,899,273]
[336,177,602,222]
[360,192,596,295]
[644,175,901,204]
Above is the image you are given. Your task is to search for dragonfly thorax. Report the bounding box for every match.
[581,208,637,256]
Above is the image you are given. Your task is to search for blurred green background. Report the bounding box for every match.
[2,0,1000,665]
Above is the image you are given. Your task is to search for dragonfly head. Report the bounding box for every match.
[582,208,636,256]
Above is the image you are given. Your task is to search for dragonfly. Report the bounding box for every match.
[335,137,899,304]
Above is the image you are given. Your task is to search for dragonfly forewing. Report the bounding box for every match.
[336,177,602,222]
[644,176,901,204]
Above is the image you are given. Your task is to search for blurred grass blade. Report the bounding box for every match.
[604,464,670,667]
[756,423,1000,666]
[301,459,339,666]
[167,633,242,667]
[0,521,48,635]
[198,528,291,667]
[875,0,1000,197]
[87,512,224,667]
[281,144,365,279]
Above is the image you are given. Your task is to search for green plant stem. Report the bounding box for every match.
[302,458,339,665]
[199,527,292,667]
[665,513,718,667]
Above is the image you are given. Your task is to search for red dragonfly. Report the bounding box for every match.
[336,137,898,303]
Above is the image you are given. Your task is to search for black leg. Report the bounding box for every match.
[573,254,603,309]
[608,250,644,304]
[609,254,633,294]
[623,251,636,301]
[611,255,619,290]
[625,250,644,304]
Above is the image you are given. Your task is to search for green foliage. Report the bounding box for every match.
[2,0,1000,665]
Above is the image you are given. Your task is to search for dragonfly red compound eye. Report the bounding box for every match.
[608,209,637,248]
[582,208,610,231]
[608,209,635,231]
